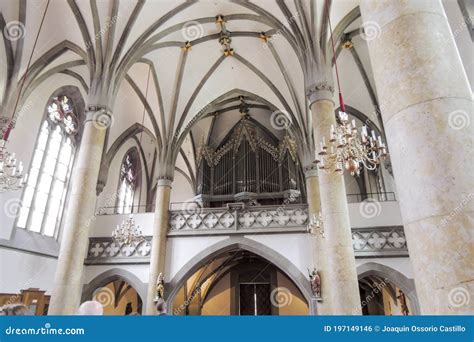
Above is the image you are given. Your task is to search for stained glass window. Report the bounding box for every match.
[116,150,138,214]
[17,96,78,238]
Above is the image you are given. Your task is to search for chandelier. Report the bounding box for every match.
[313,0,387,176]
[308,212,325,237]
[112,215,145,246]
[0,134,27,193]
[313,111,387,176]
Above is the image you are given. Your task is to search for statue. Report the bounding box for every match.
[397,289,409,315]
[308,268,322,300]
[154,272,165,301]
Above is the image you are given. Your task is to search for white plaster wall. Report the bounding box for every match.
[89,212,154,237]
[356,257,414,280]
[83,264,151,285]
[348,201,403,227]
[246,234,313,276]
[165,236,228,281]
[0,248,58,294]
[170,170,195,204]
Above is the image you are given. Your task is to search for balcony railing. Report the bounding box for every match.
[85,223,408,264]
[94,204,150,216]
[168,203,309,235]
[346,192,396,203]
[95,192,397,216]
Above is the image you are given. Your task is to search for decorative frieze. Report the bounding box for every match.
[352,226,407,257]
[85,236,153,264]
[169,205,308,233]
[85,206,408,263]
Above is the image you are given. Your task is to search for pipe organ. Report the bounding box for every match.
[196,117,305,207]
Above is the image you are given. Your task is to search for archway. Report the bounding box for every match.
[357,262,420,315]
[82,269,146,315]
[167,237,314,315]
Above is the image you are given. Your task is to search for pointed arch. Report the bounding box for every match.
[357,262,420,315]
[166,236,316,315]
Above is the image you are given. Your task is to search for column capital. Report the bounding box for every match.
[303,164,319,179]
[306,82,334,107]
[157,177,173,187]
[85,106,113,128]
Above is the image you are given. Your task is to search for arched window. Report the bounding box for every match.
[17,95,78,237]
[116,149,139,214]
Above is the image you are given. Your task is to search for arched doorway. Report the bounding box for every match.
[90,279,143,315]
[82,269,146,315]
[172,249,308,316]
[357,262,420,315]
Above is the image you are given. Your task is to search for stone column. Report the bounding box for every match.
[360,0,473,314]
[308,91,361,315]
[145,178,172,314]
[49,108,111,315]
[304,166,332,314]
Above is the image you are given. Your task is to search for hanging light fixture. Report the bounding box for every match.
[112,214,145,246]
[0,1,51,192]
[0,139,28,192]
[313,0,387,176]
[308,212,324,237]
[313,113,387,176]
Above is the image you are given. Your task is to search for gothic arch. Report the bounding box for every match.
[166,236,316,315]
[357,262,420,315]
[81,268,147,305]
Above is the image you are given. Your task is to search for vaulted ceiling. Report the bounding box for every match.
[1,0,471,190]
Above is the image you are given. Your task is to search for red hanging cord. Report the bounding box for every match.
[325,0,346,113]
[3,0,50,141]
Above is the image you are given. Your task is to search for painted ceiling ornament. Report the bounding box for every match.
[259,31,270,43]
[216,13,234,57]
[308,268,322,301]
[342,38,354,49]
[154,272,165,302]
[182,41,192,51]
